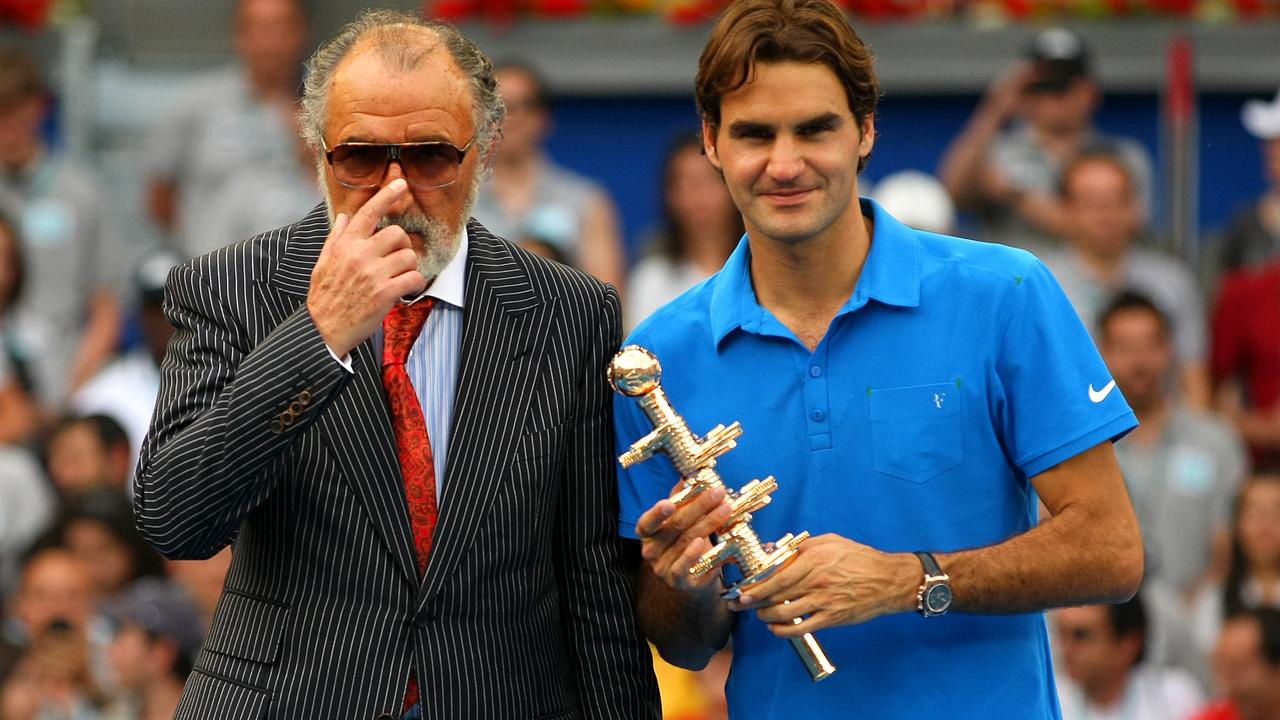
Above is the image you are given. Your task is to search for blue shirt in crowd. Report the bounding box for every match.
[615,199,1138,720]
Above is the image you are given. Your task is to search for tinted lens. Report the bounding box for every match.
[331,145,388,186]
[402,144,463,187]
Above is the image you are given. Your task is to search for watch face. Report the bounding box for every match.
[926,584,953,614]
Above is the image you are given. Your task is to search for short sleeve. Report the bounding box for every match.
[996,258,1138,478]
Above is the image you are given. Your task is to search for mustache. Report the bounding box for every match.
[377,212,435,235]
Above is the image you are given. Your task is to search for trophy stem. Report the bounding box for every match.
[789,630,837,682]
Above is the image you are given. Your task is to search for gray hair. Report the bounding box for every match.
[298,10,505,161]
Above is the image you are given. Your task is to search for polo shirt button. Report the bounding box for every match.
[810,366,822,378]
[811,409,825,422]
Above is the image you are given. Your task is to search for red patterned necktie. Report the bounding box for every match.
[382,299,437,713]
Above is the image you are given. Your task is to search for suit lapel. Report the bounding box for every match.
[272,204,421,587]
[415,221,554,611]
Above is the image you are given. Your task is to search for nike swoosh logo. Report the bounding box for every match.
[1089,380,1117,403]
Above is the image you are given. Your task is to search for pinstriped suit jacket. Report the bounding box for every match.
[134,205,660,720]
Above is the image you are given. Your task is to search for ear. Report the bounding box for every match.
[858,114,876,161]
[701,119,722,171]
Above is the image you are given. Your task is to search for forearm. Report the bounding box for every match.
[136,277,351,559]
[939,109,1006,208]
[66,290,122,394]
[579,197,625,292]
[637,568,734,669]
[938,501,1143,614]
[0,385,37,443]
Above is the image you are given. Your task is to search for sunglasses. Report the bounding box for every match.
[322,137,475,190]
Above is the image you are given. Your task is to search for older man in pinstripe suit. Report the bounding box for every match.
[134,11,659,720]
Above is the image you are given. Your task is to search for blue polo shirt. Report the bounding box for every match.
[615,199,1137,720]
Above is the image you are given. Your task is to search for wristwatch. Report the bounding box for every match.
[914,551,952,618]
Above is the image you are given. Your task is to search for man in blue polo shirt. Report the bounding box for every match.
[613,1,1145,718]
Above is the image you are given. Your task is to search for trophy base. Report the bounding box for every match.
[719,532,808,600]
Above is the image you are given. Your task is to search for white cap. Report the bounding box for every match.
[1242,88,1280,140]
[869,170,956,236]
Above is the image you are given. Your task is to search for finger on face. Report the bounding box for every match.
[368,224,414,257]
[387,268,428,301]
[348,178,409,237]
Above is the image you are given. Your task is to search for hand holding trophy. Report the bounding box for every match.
[610,345,836,681]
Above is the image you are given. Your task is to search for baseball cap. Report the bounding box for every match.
[1026,27,1091,93]
[1242,88,1280,140]
[133,248,182,305]
[103,578,206,660]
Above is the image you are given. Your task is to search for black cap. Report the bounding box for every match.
[133,248,182,305]
[1026,27,1091,92]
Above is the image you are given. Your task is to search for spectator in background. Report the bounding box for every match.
[3,548,97,657]
[71,250,182,463]
[43,414,132,498]
[1191,473,1280,660]
[0,216,37,444]
[1211,258,1280,469]
[1211,89,1280,277]
[0,622,102,720]
[1191,608,1280,720]
[474,61,626,289]
[1100,292,1247,598]
[1055,593,1204,720]
[0,48,125,408]
[42,489,165,602]
[868,169,957,235]
[938,27,1152,253]
[0,447,54,597]
[626,133,742,329]
[102,579,203,720]
[145,0,310,259]
[163,549,231,633]
[1043,149,1209,407]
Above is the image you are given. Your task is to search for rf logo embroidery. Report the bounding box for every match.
[933,393,946,409]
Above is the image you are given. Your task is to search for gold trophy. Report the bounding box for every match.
[609,345,836,682]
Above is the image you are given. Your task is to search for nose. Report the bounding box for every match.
[383,161,415,216]
[766,136,804,183]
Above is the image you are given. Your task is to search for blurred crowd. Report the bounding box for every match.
[1,0,1280,718]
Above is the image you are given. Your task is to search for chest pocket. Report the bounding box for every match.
[869,383,963,483]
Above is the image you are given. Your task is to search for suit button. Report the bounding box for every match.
[414,608,435,628]
[288,400,304,416]
[299,389,313,405]
[374,714,396,720]
[270,419,284,434]
[281,411,296,427]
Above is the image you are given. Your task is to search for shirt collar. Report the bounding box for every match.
[404,226,468,309]
[708,197,921,346]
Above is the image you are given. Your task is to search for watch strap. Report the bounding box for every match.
[915,551,944,577]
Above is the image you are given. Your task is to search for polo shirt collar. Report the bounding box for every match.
[708,198,921,346]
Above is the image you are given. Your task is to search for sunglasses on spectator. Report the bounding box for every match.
[322,137,474,189]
